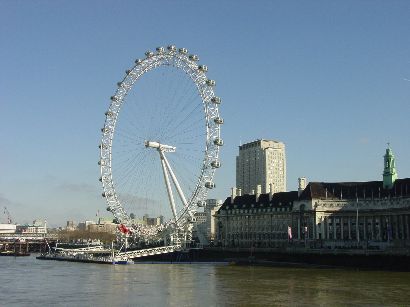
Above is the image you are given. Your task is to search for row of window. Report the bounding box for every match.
[223,208,291,214]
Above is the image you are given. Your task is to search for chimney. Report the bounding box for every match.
[298,177,307,197]
[231,187,236,204]
[256,185,261,202]
[237,188,242,197]
[269,183,273,201]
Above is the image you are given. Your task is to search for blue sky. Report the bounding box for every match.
[1,0,409,226]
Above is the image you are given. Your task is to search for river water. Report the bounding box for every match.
[1,255,410,306]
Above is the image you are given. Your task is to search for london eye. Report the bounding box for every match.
[99,45,223,245]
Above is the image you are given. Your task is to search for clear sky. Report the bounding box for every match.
[1,0,409,226]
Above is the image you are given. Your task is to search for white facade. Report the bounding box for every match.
[17,220,47,234]
[192,199,222,245]
[292,180,410,247]
[236,139,286,194]
[205,199,222,243]
[0,224,17,234]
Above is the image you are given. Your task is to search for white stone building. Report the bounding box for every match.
[292,179,410,246]
[191,199,222,245]
[236,139,286,194]
[205,199,222,243]
[217,146,410,249]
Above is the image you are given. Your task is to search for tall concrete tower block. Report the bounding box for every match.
[383,144,398,189]
[236,139,286,194]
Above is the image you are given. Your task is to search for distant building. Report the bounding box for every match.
[89,223,117,234]
[16,220,47,234]
[142,215,164,226]
[192,212,207,243]
[98,217,115,225]
[236,139,286,195]
[0,224,16,234]
[78,220,96,231]
[66,221,75,231]
[205,199,222,243]
[191,199,222,245]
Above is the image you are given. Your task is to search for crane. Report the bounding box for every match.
[3,206,12,224]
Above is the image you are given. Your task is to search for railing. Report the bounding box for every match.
[0,233,58,240]
[114,244,183,261]
[55,245,107,253]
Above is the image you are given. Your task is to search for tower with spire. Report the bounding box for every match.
[383,143,398,189]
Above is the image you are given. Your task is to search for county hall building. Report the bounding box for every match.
[216,146,410,249]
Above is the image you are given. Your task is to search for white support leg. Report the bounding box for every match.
[162,154,188,208]
[160,156,178,221]
[145,140,193,231]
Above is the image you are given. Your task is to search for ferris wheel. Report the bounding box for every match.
[99,45,223,240]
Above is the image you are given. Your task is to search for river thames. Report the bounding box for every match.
[1,256,410,306]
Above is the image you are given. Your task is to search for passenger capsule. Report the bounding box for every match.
[211,97,221,104]
[117,82,123,87]
[205,181,216,189]
[98,160,105,166]
[106,207,112,212]
[213,138,224,146]
[99,177,102,182]
[178,48,188,54]
[214,117,224,124]
[145,51,154,57]
[198,65,208,72]
[110,96,118,101]
[156,47,165,53]
[135,59,142,65]
[206,79,216,86]
[189,54,199,61]
[197,201,206,207]
[99,143,107,150]
[167,45,176,51]
[103,192,112,198]
[125,69,131,75]
[211,161,221,168]
[101,127,110,133]
[105,111,114,117]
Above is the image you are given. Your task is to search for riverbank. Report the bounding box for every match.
[130,247,410,270]
[194,247,410,271]
[33,245,410,271]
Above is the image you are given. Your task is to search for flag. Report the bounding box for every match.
[288,226,292,240]
[118,224,131,234]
